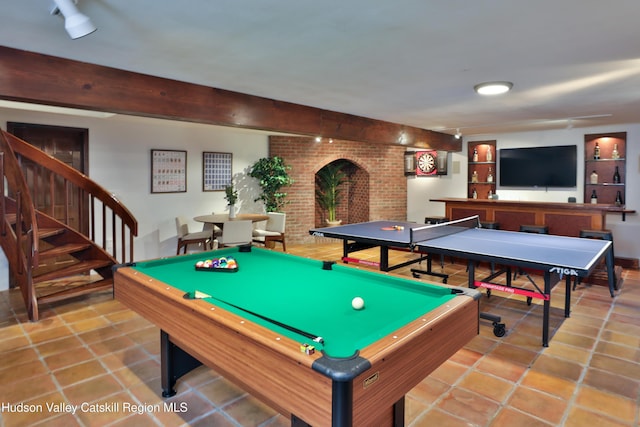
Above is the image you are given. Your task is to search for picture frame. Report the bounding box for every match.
[203,152,233,191]
[150,149,187,193]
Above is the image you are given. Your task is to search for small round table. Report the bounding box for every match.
[193,213,269,228]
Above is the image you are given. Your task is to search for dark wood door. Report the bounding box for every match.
[7,122,89,235]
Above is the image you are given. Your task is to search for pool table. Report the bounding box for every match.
[114,246,480,427]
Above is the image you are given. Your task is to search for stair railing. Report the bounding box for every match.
[0,130,38,314]
[2,129,138,264]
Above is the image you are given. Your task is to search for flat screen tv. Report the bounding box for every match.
[499,145,577,188]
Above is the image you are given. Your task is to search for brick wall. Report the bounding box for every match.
[269,136,407,244]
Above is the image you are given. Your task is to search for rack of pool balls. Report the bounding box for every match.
[195,256,238,272]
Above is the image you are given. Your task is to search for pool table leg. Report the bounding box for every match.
[160,330,202,397]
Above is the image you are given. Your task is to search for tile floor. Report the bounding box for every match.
[1,243,639,427]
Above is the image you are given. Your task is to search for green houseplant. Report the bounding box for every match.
[315,161,349,225]
[249,156,293,212]
[224,184,238,218]
[224,184,238,205]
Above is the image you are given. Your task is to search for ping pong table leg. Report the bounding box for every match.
[606,246,616,297]
[380,246,389,271]
[564,275,571,318]
[542,271,551,347]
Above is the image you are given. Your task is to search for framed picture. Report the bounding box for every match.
[203,152,233,191]
[151,149,187,193]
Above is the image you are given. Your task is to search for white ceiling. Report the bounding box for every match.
[2,0,640,137]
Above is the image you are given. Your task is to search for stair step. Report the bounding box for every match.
[38,227,66,239]
[37,278,113,304]
[33,259,112,283]
[40,243,92,259]
[5,213,16,225]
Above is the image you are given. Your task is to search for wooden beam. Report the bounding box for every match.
[0,46,460,150]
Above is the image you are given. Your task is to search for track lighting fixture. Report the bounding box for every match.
[454,129,462,139]
[51,0,96,39]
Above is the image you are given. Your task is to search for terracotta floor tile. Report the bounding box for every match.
[490,407,555,427]
[508,386,568,425]
[75,392,144,427]
[87,334,137,356]
[0,373,58,404]
[564,406,633,427]
[531,354,584,382]
[581,367,640,399]
[520,370,576,400]
[1,391,68,427]
[197,377,247,407]
[543,340,591,364]
[111,358,161,388]
[437,387,502,426]
[222,394,280,426]
[458,370,515,403]
[0,359,49,385]
[411,407,477,427]
[475,353,528,383]
[575,385,637,424]
[44,346,95,371]
[99,345,152,371]
[63,374,124,406]
[189,411,240,427]
[489,341,539,367]
[53,359,107,387]
[35,335,84,357]
[429,360,472,386]
[589,353,640,380]
[409,376,451,405]
[3,346,40,369]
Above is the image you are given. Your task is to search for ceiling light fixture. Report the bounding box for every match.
[474,81,513,95]
[454,128,462,139]
[51,0,97,39]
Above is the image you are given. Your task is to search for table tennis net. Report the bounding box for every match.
[409,215,480,244]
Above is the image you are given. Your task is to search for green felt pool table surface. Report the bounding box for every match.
[131,246,461,358]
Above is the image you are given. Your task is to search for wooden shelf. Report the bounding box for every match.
[468,140,496,200]
[584,132,626,206]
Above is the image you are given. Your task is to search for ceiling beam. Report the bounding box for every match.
[0,46,459,150]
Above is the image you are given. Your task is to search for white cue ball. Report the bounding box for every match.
[352,297,365,310]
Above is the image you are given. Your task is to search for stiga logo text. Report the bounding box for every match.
[549,266,578,276]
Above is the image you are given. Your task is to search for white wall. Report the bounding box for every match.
[0,109,270,290]
[408,124,640,260]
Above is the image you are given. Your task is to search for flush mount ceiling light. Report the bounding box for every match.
[51,0,97,39]
[474,81,513,95]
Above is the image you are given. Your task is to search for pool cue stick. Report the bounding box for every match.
[190,291,324,344]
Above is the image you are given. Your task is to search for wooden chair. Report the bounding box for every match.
[252,212,286,251]
[176,216,214,254]
[219,220,253,247]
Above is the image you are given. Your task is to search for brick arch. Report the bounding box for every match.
[269,136,407,244]
[313,158,369,227]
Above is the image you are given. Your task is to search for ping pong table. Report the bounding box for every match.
[310,216,616,346]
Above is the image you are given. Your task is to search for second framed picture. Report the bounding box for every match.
[203,152,233,191]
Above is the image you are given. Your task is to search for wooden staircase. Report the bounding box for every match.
[1,129,137,321]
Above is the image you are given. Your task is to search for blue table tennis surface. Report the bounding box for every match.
[310,220,611,274]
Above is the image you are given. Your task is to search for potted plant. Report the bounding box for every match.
[249,156,293,212]
[224,184,238,218]
[315,161,349,226]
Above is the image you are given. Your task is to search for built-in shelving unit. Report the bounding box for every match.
[584,132,626,206]
[467,140,497,199]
